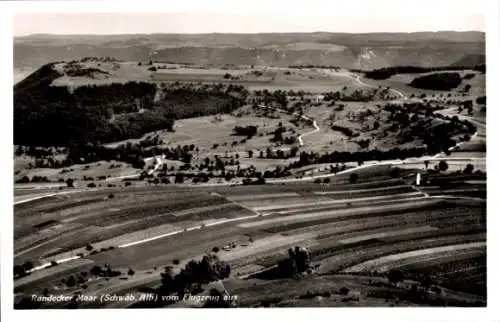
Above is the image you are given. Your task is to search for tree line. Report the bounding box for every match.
[363,65,486,80]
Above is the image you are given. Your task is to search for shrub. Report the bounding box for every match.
[65,275,76,287]
[90,265,103,276]
[388,269,404,284]
[463,163,474,174]
[389,167,401,178]
[476,96,486,105]
[128,268,135,276]
[14,264,27,278]
[66,178,74,188]
[233,125,258,138]
[15,176,30,184]
[339,287,350,295]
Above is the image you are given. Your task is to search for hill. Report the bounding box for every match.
[14,32,485,70]
[13,62,248,147]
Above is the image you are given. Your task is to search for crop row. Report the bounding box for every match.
[247,199,468,233]
[239,187,418,209]
[215,178,405,196]
[225,205,484,270]
[320,234,485,274]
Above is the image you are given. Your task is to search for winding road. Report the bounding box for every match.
[257,104,320,146]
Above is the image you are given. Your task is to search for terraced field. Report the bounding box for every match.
[14,172,486,308]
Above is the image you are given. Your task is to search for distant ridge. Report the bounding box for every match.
[14,31,485,70]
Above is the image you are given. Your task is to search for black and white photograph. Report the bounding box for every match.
[4,0,497,318]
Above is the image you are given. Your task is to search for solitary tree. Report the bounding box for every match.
[463,163,474,174]
[65,275,76,287]
[66,178,74,188]
[438,160,449,172]
[349,173,359,184]
[160,266,177,295]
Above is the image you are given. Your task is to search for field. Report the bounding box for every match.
[15,61,485,188]
[13,33,487,308]
[105,108,304,156]
[56,63,485,162]
[14,167,486,308]
[48,60,366,92]
[359,70,486,99]
[14,160,140,185]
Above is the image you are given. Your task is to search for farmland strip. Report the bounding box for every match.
[240,198,437,228]
[342,242,486,273]
[251,192,424,212]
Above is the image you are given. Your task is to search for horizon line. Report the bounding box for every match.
[15,30,486,37]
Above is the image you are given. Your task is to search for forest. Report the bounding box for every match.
[14,64,248,147]
[408,72,463,91]
[364,65,485,80]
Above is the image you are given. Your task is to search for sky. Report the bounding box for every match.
[12,0,486,36]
